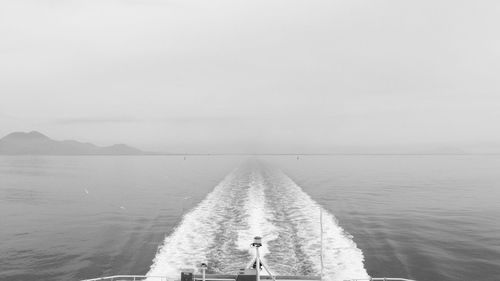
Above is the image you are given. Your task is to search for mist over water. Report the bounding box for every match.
[1,155,499,281]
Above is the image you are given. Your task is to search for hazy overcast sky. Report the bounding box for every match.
[1,0,499,152]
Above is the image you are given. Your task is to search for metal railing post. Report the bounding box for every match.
[201,262,208,281]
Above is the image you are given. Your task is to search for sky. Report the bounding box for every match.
[1,0,500,153]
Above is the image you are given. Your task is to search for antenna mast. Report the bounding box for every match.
[320,208,324,281]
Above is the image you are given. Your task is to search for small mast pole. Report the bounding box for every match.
[256,247,261,281]
[201,263,207,281]
[252,236,263,281]
[320,208,324,281]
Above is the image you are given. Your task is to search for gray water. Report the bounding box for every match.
[1,155,499,281]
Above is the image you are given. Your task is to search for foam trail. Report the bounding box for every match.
[147,162,369,281]
[236,170,278,270]
[261,168,369,280]
[147,171,240,278]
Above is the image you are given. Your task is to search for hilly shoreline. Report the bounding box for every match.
[0,131,147,155]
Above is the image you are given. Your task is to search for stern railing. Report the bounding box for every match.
[345,279,416,281]
[80,276,415,281]
[79,276,171,281]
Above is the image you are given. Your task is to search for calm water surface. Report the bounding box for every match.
[1,155,499,281]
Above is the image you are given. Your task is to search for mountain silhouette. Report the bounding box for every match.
[0,131,144,155]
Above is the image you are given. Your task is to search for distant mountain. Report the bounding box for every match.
[0,131,144,155]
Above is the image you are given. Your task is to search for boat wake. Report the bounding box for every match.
[147,161,369,281]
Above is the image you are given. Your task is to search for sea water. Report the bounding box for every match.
[1,155,499,281]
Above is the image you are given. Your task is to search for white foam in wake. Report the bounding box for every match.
[147,163,369,281]
[236,170,279,270]
[266,170,369,280]
[146,171,238,278]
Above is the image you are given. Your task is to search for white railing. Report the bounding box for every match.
[344,279,416,281]
[80,275,171,281]
[80,275,416,281]
[79,275,236,281]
